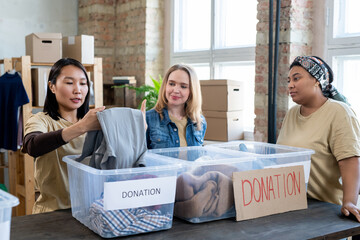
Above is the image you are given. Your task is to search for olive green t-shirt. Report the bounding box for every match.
[277,99,360,205]
[24,112,85,213]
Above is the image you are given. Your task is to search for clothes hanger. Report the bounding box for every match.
[7,60,17,75]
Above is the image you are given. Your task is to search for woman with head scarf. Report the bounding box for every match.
[277,56,360,222]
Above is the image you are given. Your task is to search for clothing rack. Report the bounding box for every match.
[0,56,34,216]
[0,56,103,216]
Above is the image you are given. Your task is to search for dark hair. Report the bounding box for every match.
[43,58,90,120]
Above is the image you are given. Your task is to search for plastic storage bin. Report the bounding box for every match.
[63,154,181,238]
[209,141,314,187]
[0,189,19,240]
[148,146,256,223]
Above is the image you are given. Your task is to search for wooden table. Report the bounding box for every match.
[10,198,360,240]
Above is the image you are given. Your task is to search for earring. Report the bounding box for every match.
[315,82,319,87]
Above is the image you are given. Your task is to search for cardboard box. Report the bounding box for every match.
[203,110,244,141]
[25,33,62,63]
[62,35,94,64]
[200,79,244,112]
[31,67,51,106]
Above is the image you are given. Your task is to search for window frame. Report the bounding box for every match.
[326,0,360,116]
[327,0,360,48]
[169,0,256,79]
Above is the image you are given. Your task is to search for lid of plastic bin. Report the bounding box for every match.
[0,189,20,209]
[210,140,315,156]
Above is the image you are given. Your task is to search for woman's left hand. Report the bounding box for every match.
[141,99,147,130]
[341,201,360,222]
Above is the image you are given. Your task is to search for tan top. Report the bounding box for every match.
[169,114,188,147]
[24,112,85,213]
[277,99,360,205]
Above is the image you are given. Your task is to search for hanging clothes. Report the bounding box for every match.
[0,72,29,151]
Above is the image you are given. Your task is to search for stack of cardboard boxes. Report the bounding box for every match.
[200,80,244,141]
[25,33,94,106]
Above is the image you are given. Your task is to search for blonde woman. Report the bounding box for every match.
[146,64,206,149]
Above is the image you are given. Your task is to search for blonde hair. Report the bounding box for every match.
[154,64,203,130]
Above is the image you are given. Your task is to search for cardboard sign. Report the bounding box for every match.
[104,176,177,211]
[232,165,307,221]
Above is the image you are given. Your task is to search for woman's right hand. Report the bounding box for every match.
[80,106,106,132]
[141,100,147,131]
[62,106,105,142]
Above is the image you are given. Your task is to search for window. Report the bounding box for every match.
[170,0,258,130]
[327,0,360,115]
[332,0,360,39]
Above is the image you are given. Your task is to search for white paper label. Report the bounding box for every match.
[103,176,177,211]
[67,36,75,45]
[0,220,10,240]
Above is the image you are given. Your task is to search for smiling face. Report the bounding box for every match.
[287,66,319,105]
[49,65,89,115]
[165,69,191,109]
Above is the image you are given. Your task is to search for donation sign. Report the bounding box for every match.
[233,165,307,221]
[104,176,177,210]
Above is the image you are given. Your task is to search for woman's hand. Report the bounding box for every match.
[339,156,360,222]
[141,99,147,130]
[61,106,105,142]
[79,106,106,132]
[342,201,360,222]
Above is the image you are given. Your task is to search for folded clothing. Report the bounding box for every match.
[76,108,147,169]
[174,164,238,219]
[88,198,172,237]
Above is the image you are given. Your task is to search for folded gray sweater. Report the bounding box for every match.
[76,108,147,169]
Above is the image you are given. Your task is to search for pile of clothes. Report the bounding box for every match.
[88,199,172,237]
[174,164,238,220]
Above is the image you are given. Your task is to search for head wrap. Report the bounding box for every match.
[292,56,329,90]
[291,56,349,105]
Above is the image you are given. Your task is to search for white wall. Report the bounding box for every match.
[312,0,327,59]
[0,0,78,59]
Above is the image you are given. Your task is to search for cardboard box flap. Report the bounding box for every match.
[200,79,242,86]
[33,33,62,40]
[64,35,93,44]
[203,111,241,118]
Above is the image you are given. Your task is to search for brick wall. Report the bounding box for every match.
[78,0,116,84]
[78,0,164,107]
[254,0,313,142]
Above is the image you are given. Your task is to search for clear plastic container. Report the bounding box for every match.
[63,154,181,238]
[0,189,19,240]
[208,140,314,186]
[148,146,256,223]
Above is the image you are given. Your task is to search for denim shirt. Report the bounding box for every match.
[146,108,207,149]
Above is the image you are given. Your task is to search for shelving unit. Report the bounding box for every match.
[0,56,103,216]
